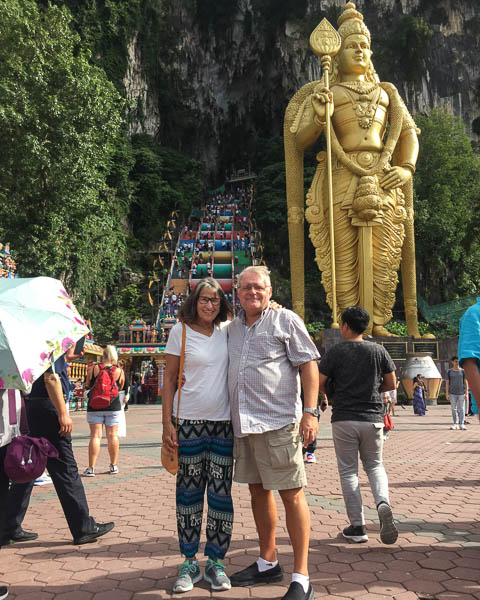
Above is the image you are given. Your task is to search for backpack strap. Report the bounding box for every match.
[175,323,187,433]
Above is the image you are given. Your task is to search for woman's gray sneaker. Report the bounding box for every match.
[173,560,202,593]
[204,558,231,591]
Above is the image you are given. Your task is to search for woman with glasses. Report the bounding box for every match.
[162,278,234,594]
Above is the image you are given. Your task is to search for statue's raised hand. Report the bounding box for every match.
[379,166,412,190]
[311,88,334,125]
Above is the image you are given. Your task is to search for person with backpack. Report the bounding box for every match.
[83,346,125,477]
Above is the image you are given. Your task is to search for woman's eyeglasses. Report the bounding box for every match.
[198,297,220,306]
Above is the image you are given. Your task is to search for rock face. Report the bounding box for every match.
[123,0,479,174]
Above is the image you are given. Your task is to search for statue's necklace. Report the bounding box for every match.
[337,81,378,95]
[338,83,381,129]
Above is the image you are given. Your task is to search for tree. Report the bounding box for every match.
[414,110,480,301]
[129,134,203,247]
[0,0,126,302]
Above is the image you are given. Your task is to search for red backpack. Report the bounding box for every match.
[88,365,119,410]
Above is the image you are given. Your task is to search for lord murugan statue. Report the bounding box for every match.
[285,2,423,337]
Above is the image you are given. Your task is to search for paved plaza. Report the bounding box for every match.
[1,404,479,599]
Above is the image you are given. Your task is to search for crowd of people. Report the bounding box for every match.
[159,186,255,331]
[0,243,16,279]
[1,263,479,600]
[158,266,479,600]
[162,289,187,317]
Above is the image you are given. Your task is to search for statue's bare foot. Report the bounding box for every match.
[372,325,398,337]
[408,329,421,338]
[422,332,435,339]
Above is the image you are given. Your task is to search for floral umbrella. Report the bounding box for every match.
[0,277,89,390]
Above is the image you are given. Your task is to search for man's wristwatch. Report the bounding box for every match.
[304,407,320,417]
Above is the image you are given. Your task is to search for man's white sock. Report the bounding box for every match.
[256,557,278,572]
[292,573,310,593]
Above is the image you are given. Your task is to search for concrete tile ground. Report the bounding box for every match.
[1,405,479,599]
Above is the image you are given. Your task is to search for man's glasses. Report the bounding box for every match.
[238,285,268,292]
[198,297,220,305]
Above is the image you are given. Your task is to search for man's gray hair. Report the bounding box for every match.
[237,266,272,288]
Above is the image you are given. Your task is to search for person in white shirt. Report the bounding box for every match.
[163,278,233,594]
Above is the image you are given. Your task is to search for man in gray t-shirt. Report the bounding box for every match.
[319,307,398,546]
[446,356,469,430]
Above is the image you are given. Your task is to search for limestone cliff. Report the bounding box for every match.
[123,0,480,175]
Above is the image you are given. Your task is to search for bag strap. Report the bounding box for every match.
[175,322,187,433]
[106,365,118,391]
[8,389,17,425]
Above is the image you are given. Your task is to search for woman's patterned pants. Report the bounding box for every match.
[175,419,234,559]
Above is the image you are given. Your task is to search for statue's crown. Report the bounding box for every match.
[337,2,371,44]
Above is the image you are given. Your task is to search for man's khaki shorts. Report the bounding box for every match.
[233,422,307,490]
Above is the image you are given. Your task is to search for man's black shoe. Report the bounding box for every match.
[0,585,8,600]
[281,582,314,600]
[0,529,38,546]
[11,529,39,543]
[230,561,283,587]
[73,522,114,545]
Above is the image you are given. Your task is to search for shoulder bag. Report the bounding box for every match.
[383,413,394,431]
[161,322,186,475]
[2,389,59,482]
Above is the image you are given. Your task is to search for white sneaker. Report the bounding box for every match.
[305,453,316,464]
[450,424,458,430]
[459,424,467,430]
[34,474,53,486]
[83,467,95,477]
[109,464,119,475]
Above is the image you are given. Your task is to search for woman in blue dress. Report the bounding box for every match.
[412,376,426,416]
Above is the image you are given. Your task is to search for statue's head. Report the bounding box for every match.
[337,2,370,45]
[328,2,378,84]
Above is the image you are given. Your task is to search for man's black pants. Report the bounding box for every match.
[0,445,9,534]
[2,397,95,541]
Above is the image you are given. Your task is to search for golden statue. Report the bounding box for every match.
[285,2,423,337]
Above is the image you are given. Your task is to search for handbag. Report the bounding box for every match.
[1,389,59,482]
[5,435,59,483]
[161,322,186,475]
[383,413,394,431]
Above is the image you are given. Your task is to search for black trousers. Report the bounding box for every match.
[0,445,9,534]
[0,444,10,591]
[2,397,95,540]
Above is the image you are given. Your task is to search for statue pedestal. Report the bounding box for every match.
[322,328,342,350]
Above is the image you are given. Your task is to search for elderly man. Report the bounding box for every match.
[228,266,320,600]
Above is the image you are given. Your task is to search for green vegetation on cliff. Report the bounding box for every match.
[1,0,478,340]
[0,0,203,343]
[414,110,480,303]
[0,0,126,302]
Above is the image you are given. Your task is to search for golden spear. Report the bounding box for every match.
[310,19,342,328]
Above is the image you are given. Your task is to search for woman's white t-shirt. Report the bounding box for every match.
[165,321,230,421]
